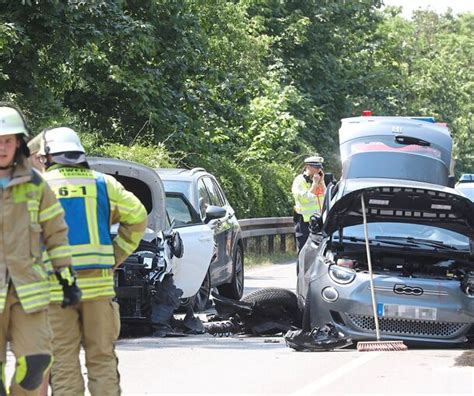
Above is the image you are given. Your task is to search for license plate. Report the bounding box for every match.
[377,303,437,321]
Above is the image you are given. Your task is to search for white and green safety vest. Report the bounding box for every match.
[43,165,147,302]
[292,174,325,222]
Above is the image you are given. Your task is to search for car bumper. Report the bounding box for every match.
[307,273,474,346]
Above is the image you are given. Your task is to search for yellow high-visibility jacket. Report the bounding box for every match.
[43,164,147,302]
[0,160,72,313]
[292,174,325,222]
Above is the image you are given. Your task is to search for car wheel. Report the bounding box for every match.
[217,245,244,300]
[242,287,300,324]
[193,270,211,312]
[242,287,297,309]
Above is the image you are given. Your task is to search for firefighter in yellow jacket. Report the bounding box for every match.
[39,127,147,396]
[292,155,326,251]
[0,104,75,395]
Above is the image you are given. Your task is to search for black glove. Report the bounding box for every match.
[55,268,82,308]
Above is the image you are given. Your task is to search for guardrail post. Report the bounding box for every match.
[256,236,262,254]
[268,235,274,254]
[280,234,286,252]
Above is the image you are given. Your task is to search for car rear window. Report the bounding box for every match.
[340,135,449,165]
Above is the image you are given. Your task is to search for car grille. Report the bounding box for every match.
[346,314,467,338]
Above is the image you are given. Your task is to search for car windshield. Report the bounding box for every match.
[337,222,469,248]
[162,180,192,200]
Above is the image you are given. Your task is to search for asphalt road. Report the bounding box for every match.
[5,262,474,395]
[113,263,474,395]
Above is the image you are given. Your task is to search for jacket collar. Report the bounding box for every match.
[8,159,35,188]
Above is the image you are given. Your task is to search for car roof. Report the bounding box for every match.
[156,167,210,181]
[458,174,474,183]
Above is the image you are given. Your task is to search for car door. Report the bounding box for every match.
[200,177,234,284]
[165,192,214,299]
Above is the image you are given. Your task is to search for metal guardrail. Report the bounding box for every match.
[239,217,295,254]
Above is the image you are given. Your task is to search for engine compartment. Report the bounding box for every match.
[327,244,474,296]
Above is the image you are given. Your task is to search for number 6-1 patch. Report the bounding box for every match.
[55,185,93,198]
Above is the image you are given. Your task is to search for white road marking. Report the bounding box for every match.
[291,352,380,395]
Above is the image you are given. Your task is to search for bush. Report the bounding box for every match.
[192,156,293,219]
[81,133,175,168]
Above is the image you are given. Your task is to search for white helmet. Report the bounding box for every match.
[43,127,85,155]
[0,106,29,137]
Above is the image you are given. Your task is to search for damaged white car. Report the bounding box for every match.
[88,157,217,334]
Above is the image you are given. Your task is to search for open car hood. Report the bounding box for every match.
[323,183,474,238]
[88,157,166,232]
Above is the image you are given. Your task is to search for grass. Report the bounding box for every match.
[244,251,296,269]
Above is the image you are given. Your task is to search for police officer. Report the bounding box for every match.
[40,127,147,396]
[0,104,75,395]
[292,155,326,251]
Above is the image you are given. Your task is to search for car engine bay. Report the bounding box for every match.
[326,247,474,296]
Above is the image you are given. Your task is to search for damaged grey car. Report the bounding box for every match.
[297,115,474,347]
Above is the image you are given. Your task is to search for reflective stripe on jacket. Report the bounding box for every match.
[44,165,147,302]
[0,161,72,314]
[291,174,325,222]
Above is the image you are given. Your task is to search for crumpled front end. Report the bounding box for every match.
[306,261,474,346]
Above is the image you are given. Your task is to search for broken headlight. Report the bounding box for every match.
[461,271,474,297]
[328,265,356,285]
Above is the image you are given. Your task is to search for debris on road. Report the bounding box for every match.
[284,323,352,352]
[455,351,474,367]
[205,287,301,337]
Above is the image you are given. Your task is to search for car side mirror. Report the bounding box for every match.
[324,172,335,186]
[447,176,456,188]
[309,214,323,234]
[204,205,226,223]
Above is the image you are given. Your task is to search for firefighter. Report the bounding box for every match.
[0,104,76,395]
[40,127,147,396]
[27,133,46,173]
[292,155,326,251]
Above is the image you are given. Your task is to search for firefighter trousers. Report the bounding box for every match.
[48,298,121,396]
[0,285,52,396]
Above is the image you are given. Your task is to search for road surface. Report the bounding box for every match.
[5,262,474,395]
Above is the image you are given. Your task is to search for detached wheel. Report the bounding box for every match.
[193,270,211,312]
[217,245,244,300]
[243,287,300,324]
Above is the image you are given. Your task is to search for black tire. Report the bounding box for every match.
[243,287,298,311]
[217,245,244,300]
[243,287,300,326]
[193,270,211,312]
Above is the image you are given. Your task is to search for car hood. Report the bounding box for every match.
[88,157,166,232]
[324,181,474,238]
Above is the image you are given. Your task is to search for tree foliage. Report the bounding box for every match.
[0,1,472,217]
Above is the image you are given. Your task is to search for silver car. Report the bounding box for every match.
[297,178,474,346]
[297,115,474,346]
